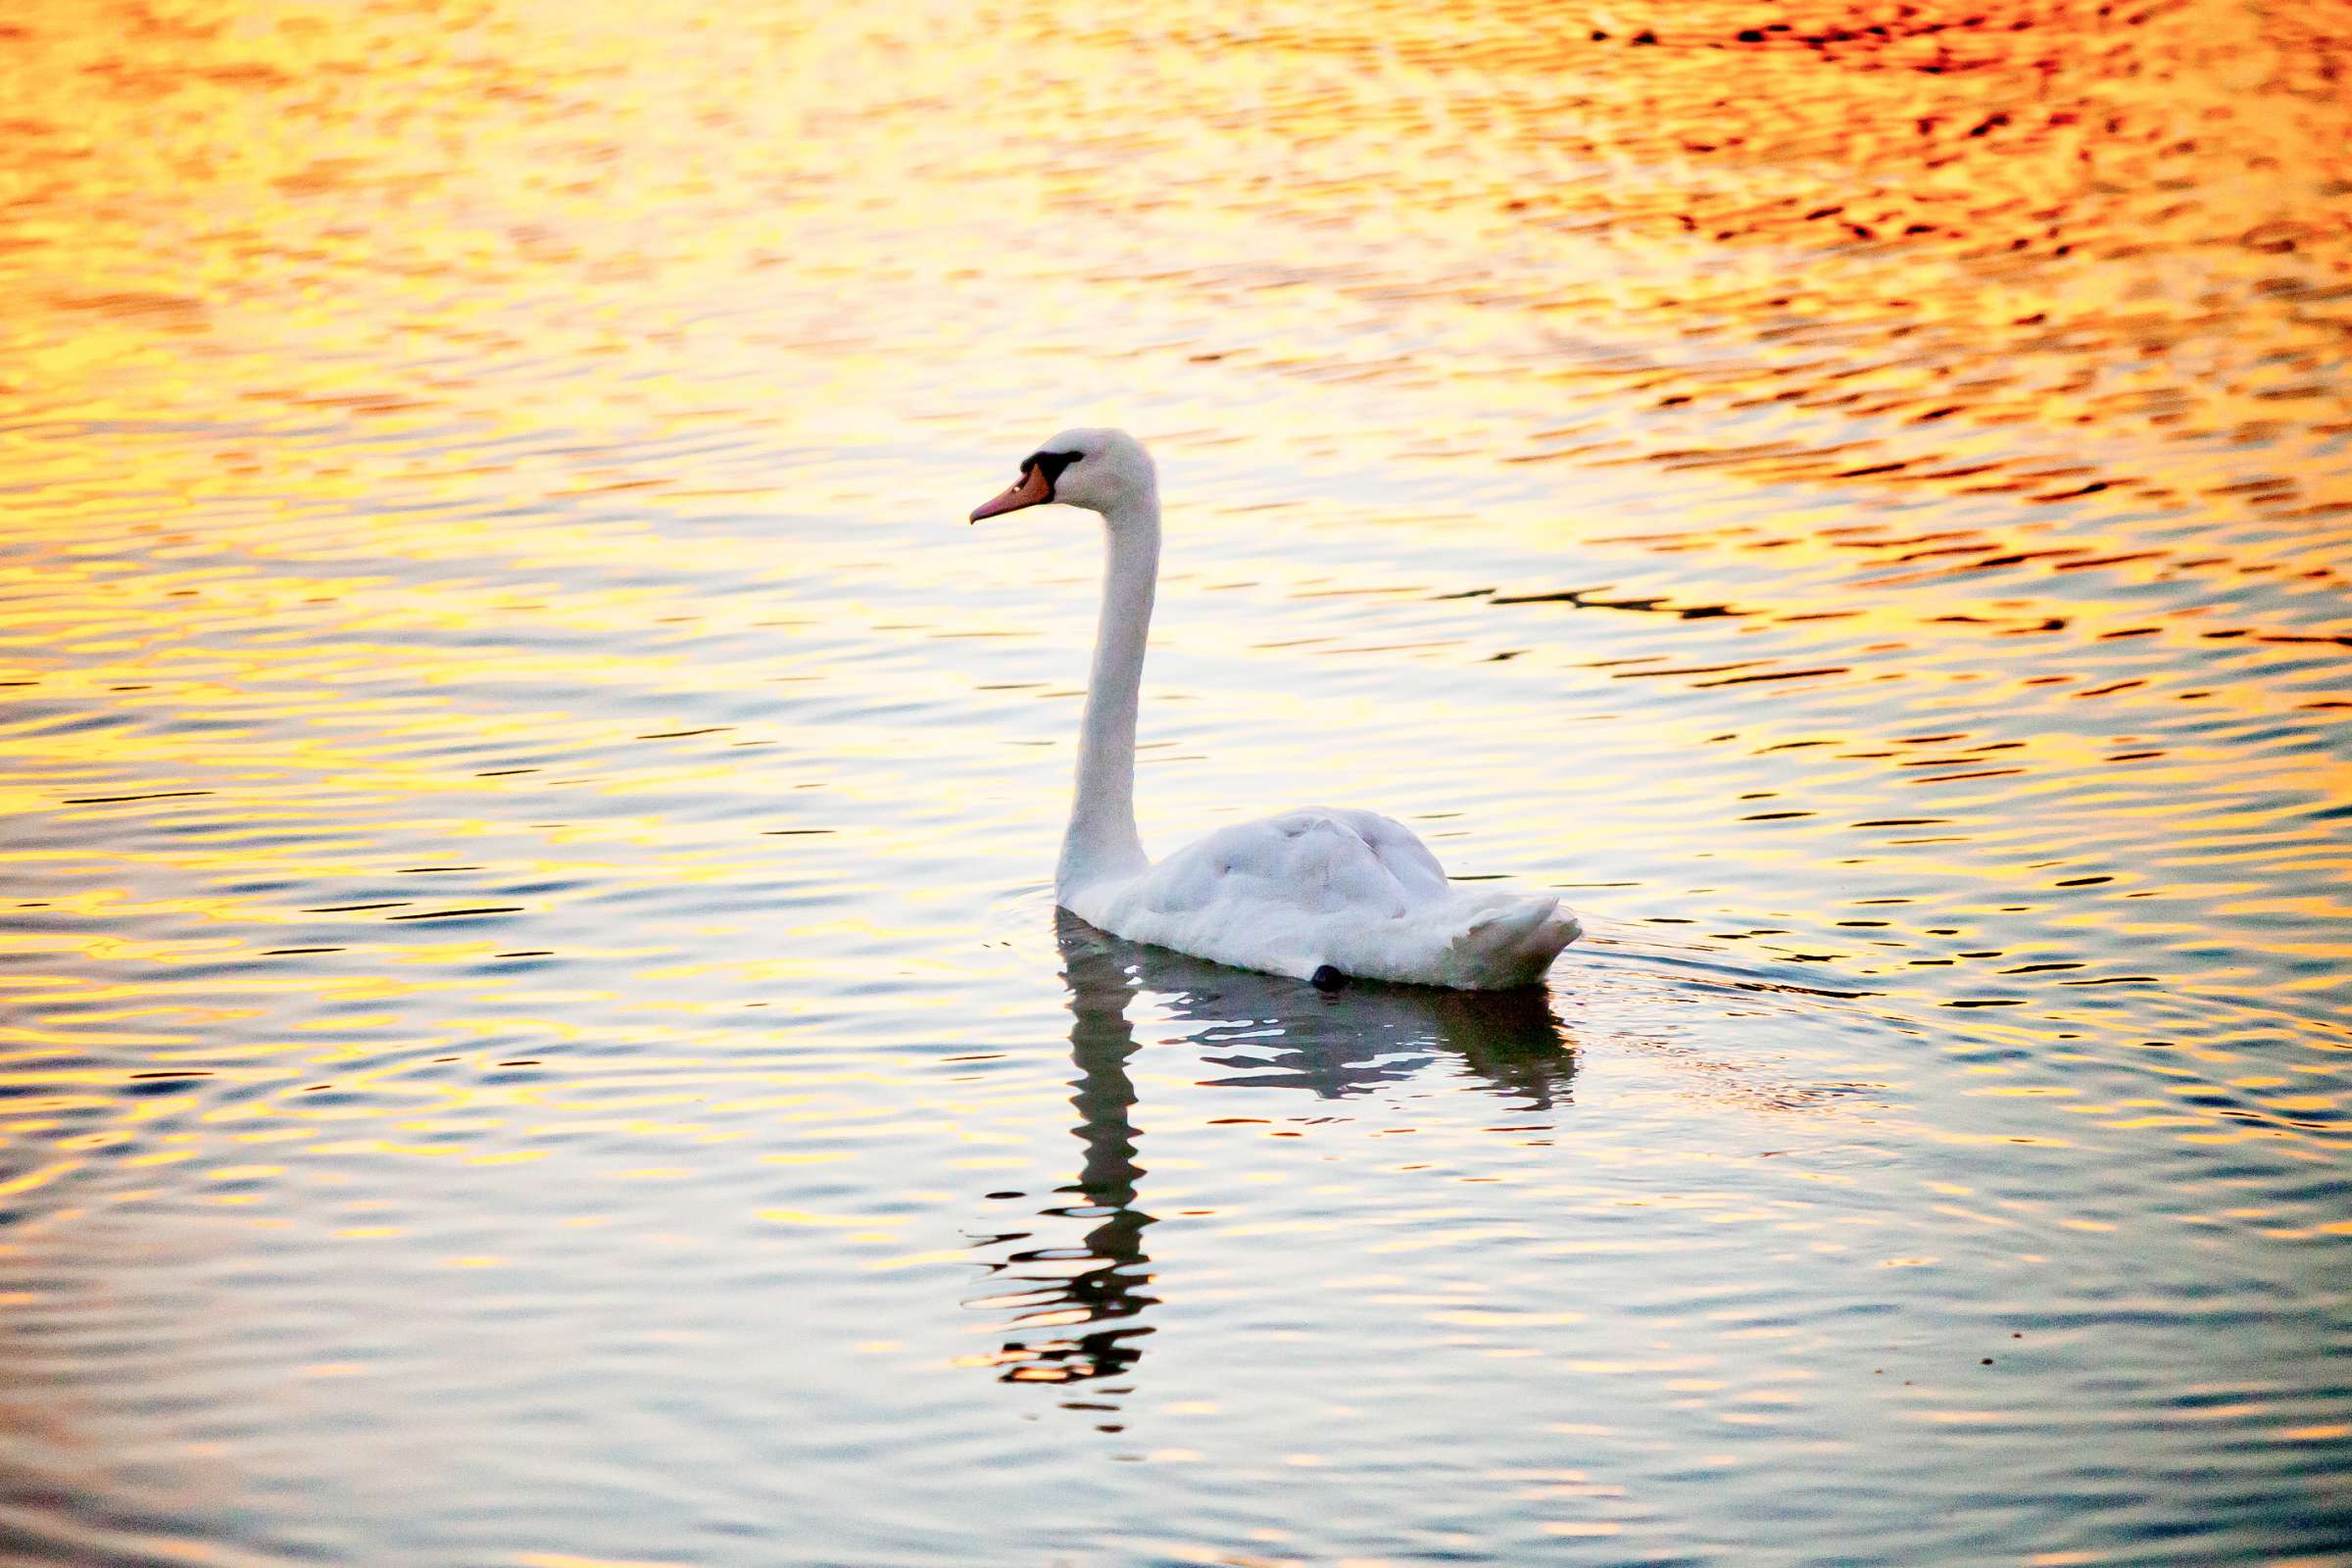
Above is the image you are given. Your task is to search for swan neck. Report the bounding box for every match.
[1059,493,1158,896]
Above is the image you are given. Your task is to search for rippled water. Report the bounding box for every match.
[3,0,2349,1562]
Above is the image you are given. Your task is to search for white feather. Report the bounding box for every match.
[1068,808,1581,990]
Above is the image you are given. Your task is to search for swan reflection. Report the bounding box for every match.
[962,910,1576,1407]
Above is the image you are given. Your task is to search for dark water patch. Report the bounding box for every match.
[385,906,525,921]
[58,789,215,805]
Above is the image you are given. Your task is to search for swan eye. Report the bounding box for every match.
[1027,449,1083,488]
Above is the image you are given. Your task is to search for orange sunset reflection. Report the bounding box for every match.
[1,0,2347,1563]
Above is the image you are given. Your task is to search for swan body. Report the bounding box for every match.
[970,427,1580,991]
[1069,807,1579,990]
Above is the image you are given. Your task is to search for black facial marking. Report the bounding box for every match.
[1023,449,1082,494]
[1310,964,1348,993]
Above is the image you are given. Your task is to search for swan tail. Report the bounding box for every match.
[1446,897,1582,990]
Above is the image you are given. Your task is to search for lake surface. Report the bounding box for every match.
[3,0,2348,1563]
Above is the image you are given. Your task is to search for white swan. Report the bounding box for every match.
[970,428,1580,991]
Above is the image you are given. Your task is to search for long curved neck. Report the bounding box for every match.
[1057,491,1159,898]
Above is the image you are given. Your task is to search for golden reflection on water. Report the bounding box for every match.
[1,0,2349,1562]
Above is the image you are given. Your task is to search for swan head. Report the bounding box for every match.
[969,427,1154,522]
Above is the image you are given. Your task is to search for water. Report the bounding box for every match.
[3,0,2348,1562]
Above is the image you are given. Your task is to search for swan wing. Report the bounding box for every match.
[1132,809,1446,916]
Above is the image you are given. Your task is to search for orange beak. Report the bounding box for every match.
[969,464,1054,522]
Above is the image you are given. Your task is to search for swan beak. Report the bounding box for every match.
[969,465,1054,522]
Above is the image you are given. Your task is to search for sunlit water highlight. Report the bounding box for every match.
[2,0,2348,1563]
